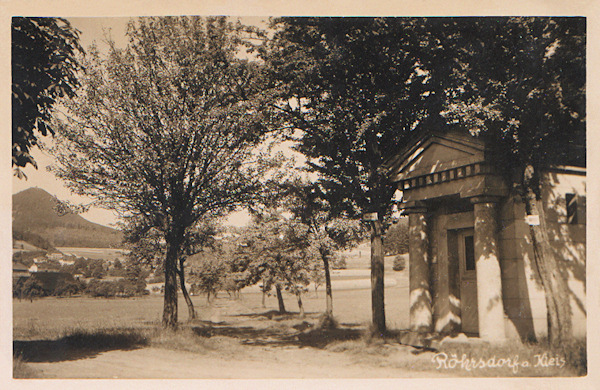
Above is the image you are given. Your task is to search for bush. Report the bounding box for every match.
[383,218,409,255]
[21,278,48,300]
[54,279,84,296]
[85,279,114,297]
[108,267,128,277]
[392,255,406,271]
[331,255,347,270]
[85,278,146,298]
[13,277,27,299]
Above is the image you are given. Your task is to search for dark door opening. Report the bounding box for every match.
[458,229,478,335]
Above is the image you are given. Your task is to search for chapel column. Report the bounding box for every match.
[406,203,432,332]
[471,196,506,341]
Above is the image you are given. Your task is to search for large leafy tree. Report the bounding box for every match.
[263,18,440,334]
[50,16,271,329]
[12,17,83,178]
[442,17,585,345]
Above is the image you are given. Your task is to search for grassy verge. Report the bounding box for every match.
[149,326,245,358]
[317,326,586,377]
[13,294,586,378]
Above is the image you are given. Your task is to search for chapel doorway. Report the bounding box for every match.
[457,228,479,335]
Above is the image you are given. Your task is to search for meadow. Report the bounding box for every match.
[56,247,129,261]
[14,268,410,340]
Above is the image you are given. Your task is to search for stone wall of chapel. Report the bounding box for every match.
[498,169,586,340]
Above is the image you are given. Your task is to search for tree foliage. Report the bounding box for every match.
[85,278,146,298]
[53,278,85,296]
[20,278,48,300]
[383,218,409,256]
[12,17,83,178]
[235,211,318,314]
[440,17,585,185]
[264,18,438,220]
[50,16,271,328]
[189,255,226,302]
[264,17,439,333]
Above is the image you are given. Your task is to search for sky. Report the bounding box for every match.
[12,16,274,228]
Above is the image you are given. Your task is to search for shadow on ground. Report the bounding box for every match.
[14,312,407,364]
[190,314,364,349]
[230,309,320,320]
[14,330,149,363]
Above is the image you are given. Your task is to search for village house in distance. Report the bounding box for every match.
[386,130,586,342]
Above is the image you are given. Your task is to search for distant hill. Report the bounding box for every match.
[12,187,123,248]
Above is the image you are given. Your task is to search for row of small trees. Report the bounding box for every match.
[85,278,147,298]
[13,250,136,280]
[13,276,147,300]
[170,205,356,319]
[13,277,79,300]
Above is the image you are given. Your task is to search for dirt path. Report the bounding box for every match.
[28,345,447,379]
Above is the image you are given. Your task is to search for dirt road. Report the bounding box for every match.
[28,345,446,379]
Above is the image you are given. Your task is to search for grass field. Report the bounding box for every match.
[56,247,129,260]
[13,268,410,340]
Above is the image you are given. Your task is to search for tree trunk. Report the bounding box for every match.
[524,187,573,345]
[296,291,305,318]
[162,241,180,329]
[320,249,333,316]
[371,220,386,335]
[275,284,286,313]
[177,261,196,321]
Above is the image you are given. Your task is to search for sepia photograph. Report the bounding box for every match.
[6,2,595,386]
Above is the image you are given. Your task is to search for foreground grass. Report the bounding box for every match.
[13,290,585,378]
[13,315,586,378]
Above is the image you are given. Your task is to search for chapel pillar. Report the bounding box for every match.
[471,196,506,341]
[406,203,432,332]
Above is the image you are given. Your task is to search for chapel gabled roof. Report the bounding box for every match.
[383,130,486,183]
